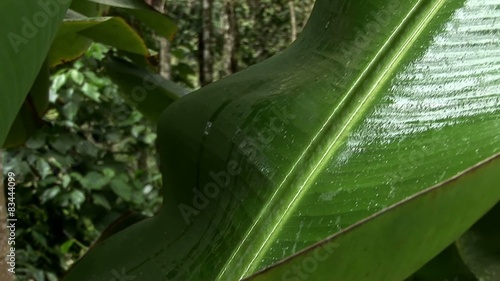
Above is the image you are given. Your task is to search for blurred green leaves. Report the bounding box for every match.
[62,1,500,280]
[3,44,163,281]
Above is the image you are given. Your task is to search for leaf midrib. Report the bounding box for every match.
[216,1,448,280]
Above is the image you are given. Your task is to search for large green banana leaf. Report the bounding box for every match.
[0,0,72,146]
[63,0,500,280]
[3,60,50,148]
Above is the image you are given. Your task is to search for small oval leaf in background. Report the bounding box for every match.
[110,177,133,201]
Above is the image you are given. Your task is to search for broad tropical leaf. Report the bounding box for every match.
[64,0,500,280]
[0,0,71,146]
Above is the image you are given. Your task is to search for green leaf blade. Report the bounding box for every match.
[0,0,72,146]
[63,0,500,280]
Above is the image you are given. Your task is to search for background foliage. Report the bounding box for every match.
[3,44,162,280]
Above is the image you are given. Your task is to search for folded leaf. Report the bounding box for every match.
[63,0,500,280]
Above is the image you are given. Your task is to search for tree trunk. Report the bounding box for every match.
[199,0,214,86]
[159,33,171,79]
[145,0,171,79]
[0,152,14,281]
[289,0,297,42]
[301,0,315,28]
[222,0,238,76]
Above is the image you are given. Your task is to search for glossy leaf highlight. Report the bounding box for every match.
[63,0,500,280]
